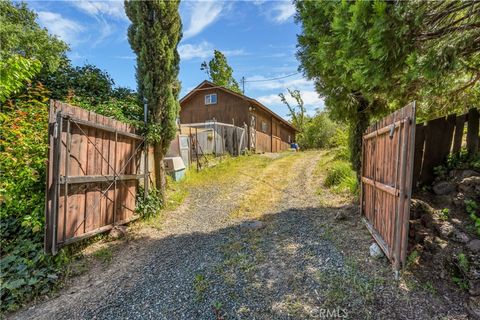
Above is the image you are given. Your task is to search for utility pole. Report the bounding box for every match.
[241,76,245,95]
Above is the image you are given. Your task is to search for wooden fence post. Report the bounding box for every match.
[467,108,479,154]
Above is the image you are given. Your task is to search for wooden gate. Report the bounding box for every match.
[45,101,146,254]
[360,103,416,271]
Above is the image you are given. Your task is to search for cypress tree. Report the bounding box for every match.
[125,0,182,201]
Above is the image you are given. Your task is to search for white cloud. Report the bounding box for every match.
[257,90,325,113]
[91,17,116,46]
[179,41,247,60]
[259,1,295,24]
[272,2,295,23]
[179,41,212,60]
[69,0,127,20]
[182,1,224,39]
[37,11,85,45]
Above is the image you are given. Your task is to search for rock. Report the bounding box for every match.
[452,192,466,207]
[450,169,480,180]
[452,230,470,243]
[470,280,480,296]
[334,210,348,221]
[410,199,435,219]
[109,226,127,239]
[468,296,480,318]
[432,181,456,195]
[414,226,431,244]
[434,221,455,238]
[423,236,437,253]
[434,236,448,250]
[458,176,480,197]
[467,240,480,254]
[369,242,385,259]
[240,220,265,230]
[420,213,434,228]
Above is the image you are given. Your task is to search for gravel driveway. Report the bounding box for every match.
[11,151,470,319]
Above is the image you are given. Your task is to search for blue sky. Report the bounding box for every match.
[27,0,325,120]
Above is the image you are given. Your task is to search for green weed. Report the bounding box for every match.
[93,247,113,264]
[324,160,358,194]
[438,208,450,221]
[193,274,209,301]
[457,253,469,273]
[465,199,480,236]
[406,250,419,269]
[452,276,469,290]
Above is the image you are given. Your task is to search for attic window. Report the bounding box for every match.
[205,93,217,105]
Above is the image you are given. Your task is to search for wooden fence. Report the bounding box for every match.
[45,101,146,254]
[360,103,416,272]
[413,108,480,186]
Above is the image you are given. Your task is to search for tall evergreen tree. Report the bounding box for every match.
[201,50,241,93]
[295,0,480,173]
[125,0,182,200]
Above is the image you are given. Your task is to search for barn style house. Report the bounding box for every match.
[179,80,297,153]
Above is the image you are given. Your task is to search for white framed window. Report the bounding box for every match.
[288,135,291,143]
[205,93,217,105]
[261,121,268,133]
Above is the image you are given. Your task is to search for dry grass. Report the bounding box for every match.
[229,152,303,219]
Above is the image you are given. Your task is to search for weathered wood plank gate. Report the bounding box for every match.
[361,104,479,272]
[360,103,416,272]
[45,101,147,254]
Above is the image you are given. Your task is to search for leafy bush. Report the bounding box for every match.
[0,83,143,312]
[136,187,163,219]
[328,127,351,161]
[0,84,69,312]
[298,111,337,149]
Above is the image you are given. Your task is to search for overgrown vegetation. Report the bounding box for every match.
[465,200,480,236]
[278,89,339,150]
[315,129,358,195]
[0,1,145,312]
[0,83,74,312]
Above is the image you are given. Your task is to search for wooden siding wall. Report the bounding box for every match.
[413,108,479,187]
[180,86,296,153]
[180,88,250,126]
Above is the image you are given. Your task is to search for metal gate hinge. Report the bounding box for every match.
[389,123,395,139]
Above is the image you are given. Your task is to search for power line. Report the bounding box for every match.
[244,72,301,83]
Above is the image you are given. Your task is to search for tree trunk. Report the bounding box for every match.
[350,96,369,177]
[153,141,166,203]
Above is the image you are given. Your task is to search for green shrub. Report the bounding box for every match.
[0,84,70,312]
[324,160,358,194]
[328,128,350,161]
[135,187,163,219]
[0,83,144,312]
[298,111,337,149]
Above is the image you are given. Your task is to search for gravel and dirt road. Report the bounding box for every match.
[12,151,470,319]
